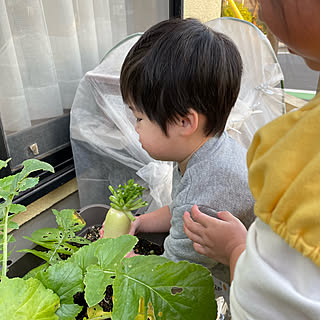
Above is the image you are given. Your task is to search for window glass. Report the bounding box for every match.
[0,0,169,170]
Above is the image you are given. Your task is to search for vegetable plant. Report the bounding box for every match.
[0,162,217,319]
[21,234,216,320]
[19,208,91,270]
[102,179,147,238]
[0,158,54,277]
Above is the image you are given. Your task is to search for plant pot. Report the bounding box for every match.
[78,204,169,247]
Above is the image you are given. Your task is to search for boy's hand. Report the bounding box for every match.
[99,222,105,238]
[128,215,142,235]
[125,250,139,258]
[183,205,247,266]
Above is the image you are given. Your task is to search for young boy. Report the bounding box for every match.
[120,18,255,283]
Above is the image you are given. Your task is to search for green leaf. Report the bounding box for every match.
[0,175,15,190]
[9,203,26,214]
[23,264,48,280]
[96,235,137,268]
[56,304,83,320]
[21,210,86,266]
[7,220,19,230]
[0,175,16,199]
[87,305,112,319]
[68,236,91,245]
[67,240,101,274]
[18,249,61,264]
[36,262,84,320]
[0,158,11,170]
[37,262,84,304]
[28,228,62,241]
[84,265,112,308]
[7,234,15,243]
[84,235,138,307]
[23,236,78,256]
[20,159,54,179]
[112,256,217,320]
[53,209,86,233]
[27,228,90,246]
[18,177,40,192]
[0,277,60,320]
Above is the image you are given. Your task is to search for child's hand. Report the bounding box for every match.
[99,222,105,238]
[128,215,142,235]
[183,205,247,266]
[125,250,139,258]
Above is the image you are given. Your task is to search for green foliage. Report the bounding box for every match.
[0,159,54,277]
[21,234,216,319]
[35,262,83,320]
[34,234,217,320]
[19,209,90,267]
[0,276,59,320]
[109,179,148,216]
[222,1,253,22]
[0,166,216,319]
[114,256,216,320]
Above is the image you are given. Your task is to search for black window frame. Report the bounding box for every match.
[0,0,182,207]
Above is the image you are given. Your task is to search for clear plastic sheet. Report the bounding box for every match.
[206,18,285,148]
[70,18,285,212]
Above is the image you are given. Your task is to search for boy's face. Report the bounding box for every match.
[129,106,181,161]
[259,0,320,71]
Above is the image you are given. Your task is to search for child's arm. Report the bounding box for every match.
[129,205,172,235]
[183,204,247,281]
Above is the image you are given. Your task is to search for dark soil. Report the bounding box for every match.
[73,225,164,319]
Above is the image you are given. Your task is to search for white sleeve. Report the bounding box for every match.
[230,218,320,320]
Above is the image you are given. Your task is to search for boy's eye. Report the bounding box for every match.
[136,118,142,122]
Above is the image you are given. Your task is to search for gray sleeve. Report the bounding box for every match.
[163,202,221,270]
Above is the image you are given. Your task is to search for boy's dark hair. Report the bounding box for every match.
[120,18,242,136]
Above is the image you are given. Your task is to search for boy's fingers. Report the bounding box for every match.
[191,204,218,228]
[184,224,205,246]
[183,211,204,237]
[217,210,238,222]
[193,242,206,256]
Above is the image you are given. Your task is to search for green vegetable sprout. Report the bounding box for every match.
[103,179,148,238]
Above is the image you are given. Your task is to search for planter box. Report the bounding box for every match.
[7,204,168,277]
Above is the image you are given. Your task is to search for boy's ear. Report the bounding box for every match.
[178,109,199,136]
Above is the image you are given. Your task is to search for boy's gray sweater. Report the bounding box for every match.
[163,132,255,282]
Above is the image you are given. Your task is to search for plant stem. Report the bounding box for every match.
[1,195,13,278]
[124,210,135,222]
[46,232,65,269]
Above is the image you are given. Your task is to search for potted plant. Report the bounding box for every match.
[0,159,217,319]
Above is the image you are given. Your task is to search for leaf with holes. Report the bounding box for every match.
[22,209,88,265]
[19,249,61,265]
[112,255,217,320]
[53,209,86,233]
[22,236,79,256]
